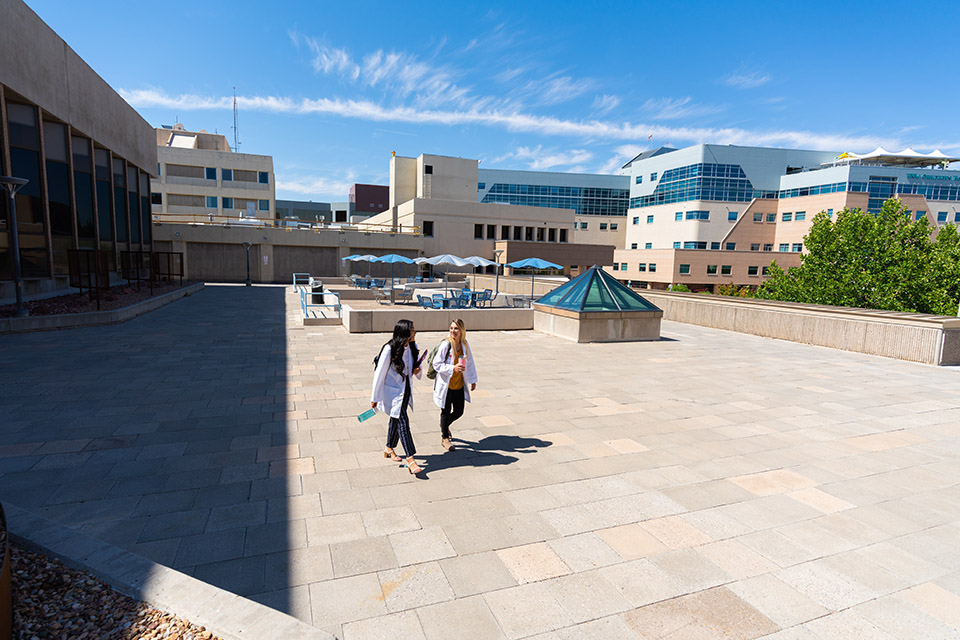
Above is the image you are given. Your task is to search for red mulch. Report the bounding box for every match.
[0,281,194,319]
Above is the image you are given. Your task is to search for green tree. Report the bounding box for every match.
[757,199,960,315]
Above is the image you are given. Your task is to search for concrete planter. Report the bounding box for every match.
[533,303,663,343]
[0,502,11,640]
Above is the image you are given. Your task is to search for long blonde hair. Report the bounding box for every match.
[449,318,468,357]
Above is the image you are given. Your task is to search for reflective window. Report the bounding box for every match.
[779,243,789,251]
[726,242,736,250]
[481,182,629,216]
[753,212,763,222]
[258,171,269,184]
[679,264,690,274]
[751,243,760,251]
[675,212,683,221]
[644,242,652,249]
[763,243,773,251]
[206,167,217,180]
[222,168,233,181]
[782,212,792,222]
[259,199,269,211]
[223,197,234,209]
[766,213,776,222]
[706,264,718,275]
[721,265,731,275]
[673,241,681,248]
[748,266,759,276]
[633,217,639,225]
[792,243,802,252]
[631,243,638,249]
[206,196,218,208]
[728,211,738,221]
[647,215,654,224]
[710,242,720,250]
[795,211,806,221]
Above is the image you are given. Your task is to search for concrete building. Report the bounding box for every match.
[614,144,960,290]
[349,183,388,219]
[151,124,275,223]
[364,152,623,274]
[1,0,156,298]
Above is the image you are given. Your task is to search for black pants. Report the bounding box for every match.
[440,386,465,439]
[386,376,416,457]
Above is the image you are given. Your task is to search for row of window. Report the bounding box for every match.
[936,212,960,222]
[152,193,270,211]
[472,223,569,243]
[613,263,657,272]
[751,211,808,222]
[678,264,770,276]
[481,182,629,216]
[576,221,618,230]
[160,164,269,184]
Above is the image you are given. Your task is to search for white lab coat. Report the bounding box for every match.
[371,343,421,418]
[432,339,478,409]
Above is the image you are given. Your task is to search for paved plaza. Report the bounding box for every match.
[2,284,960,639]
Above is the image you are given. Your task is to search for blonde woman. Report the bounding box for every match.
[432,319,478,451]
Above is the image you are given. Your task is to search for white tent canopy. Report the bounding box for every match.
[827,148,960,167]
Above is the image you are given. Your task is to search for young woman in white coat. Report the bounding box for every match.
[432,319,478,451]
[371,319,423,475]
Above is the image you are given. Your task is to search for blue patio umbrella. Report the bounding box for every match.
[505,257,563,302]
[371,254,416,302]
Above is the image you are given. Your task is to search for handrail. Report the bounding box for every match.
[300,287,341,319]
[292,273,310,292]
[153,213,421,235]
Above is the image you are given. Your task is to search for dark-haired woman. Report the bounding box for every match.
[371,319,423,475]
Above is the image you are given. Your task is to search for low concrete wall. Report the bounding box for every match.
[342,304,532,333]
[640,290,960,366]
[534,306,663,343]
[0,283,204,334]
[471,274,567,297]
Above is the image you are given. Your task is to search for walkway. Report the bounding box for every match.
[1,283,959,638]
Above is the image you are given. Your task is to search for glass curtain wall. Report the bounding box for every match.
[6,102,49,277]
[127,165,140,244]
[44,120,73,274]
[139,172,151,244]
[95,148,115,270]
[72,135,96,249]
[113,157,127,244]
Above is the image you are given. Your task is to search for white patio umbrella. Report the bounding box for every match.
[462,256,499,291]
[415,254,470,284]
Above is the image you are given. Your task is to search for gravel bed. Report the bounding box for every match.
[0,281,192,319]
[10,542,222,640]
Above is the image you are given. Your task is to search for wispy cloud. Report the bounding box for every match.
[642,97,723,120]
[599,144,647,174]
[498,145,594,170]
[722,67,771,89]
[303,40,360,80]
[276,172,358,199]
[120,88,959,153]
[591,94,620,116]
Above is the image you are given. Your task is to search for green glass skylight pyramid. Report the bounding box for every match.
[536,265,661,312]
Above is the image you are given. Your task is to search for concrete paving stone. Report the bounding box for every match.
[483,581,575,639]
[248,584,314,625]
[378,561,456,613]
[496,542,571,585]
[266,493,322,523]
[853,595,960,640]
[45,479,117,505]
[639,515,714,550]
[599,558,687,608]
[193,553,267,597]
[854,541,948,584]
[137,509,209,543]
[897,581,960,631]
[361,506,421,538]
[415,594,506,640]
[306,513,367,546]
[596,523,668,561]
[342,610,426,640]
[437,550,517,598]
[776,559,880,611]
[132,489,199,517]
[129,537,184,567]
[544,570,633,623]
[727,573,830,628]
[219,462,270,484]
[698,538,780,580]
[660,479,758,511]
[174,528,247,567]
[803,609,899,640]
[264,546,334,590]
[331,535,399,577]
[243,519,308,556]
[319,487,376,515]
[546,532,623,573]
[193,482,252,509]
[389,526,455,567]
[251,474,304,500]
[206,500,267,532]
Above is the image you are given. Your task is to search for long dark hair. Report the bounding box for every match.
[387,319,414,375]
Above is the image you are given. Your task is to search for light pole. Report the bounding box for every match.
[242,241,252,286]
[0,176,29,317]
[493,248,504,295]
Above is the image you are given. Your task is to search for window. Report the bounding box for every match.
[222,168,233,181]
[706,264,718,275]
[766,213,775,222]
[648,263,656,272]
[526,227,534,241]
[536,227,545,242]
[710,242,720,250]
[258,171,269,184]
[763,243,773,251]
[753,212,763,222]
[559,228,568,242]
[424,165,433,174]
[792,243,802,252]
[750,243,760,251]
[916,211,925,220]
[827,208,834,217]
[650,172,657,181]
[638,263,646,272]
[621,263,627,271]
[610,223,618,231]
[795,211,806,221]
[645,242,652,249]
[728,211,738,221]
[579,222,588,230]
[501,225,510,239]
[779,243,789,252]
[151,193,162,205]
[748,266,759,276]
[673,241,681,248]
[613,263,619,271]
[549,228,557,242]
[782,212,792,222]
[675,212,683,221]
[487,224,496,239]
[514,226,523,240]
[686,210,709,220]
[684,241,707,249]
[631,243,638,249]
[679,264,690,274]
[474,224,484,239]
[422,220,434,237]
[762,266,769,275]
[938,212,948,222]
[633,216,640,225]
[721,265,731,275]
[222,196,233,209]
[600,223,608,230]
[955,212,960,223]
[258,199,269,212]
[205,167,216,180]
[478,182,485,190]
[647,215,654,224]
[724,242,735,251]
[635,175,642,184]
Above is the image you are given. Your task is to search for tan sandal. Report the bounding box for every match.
[384,447,402,462]
[406,457,424,475]
[441,438,456,452]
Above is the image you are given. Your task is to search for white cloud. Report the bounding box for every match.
[497,145,593,171]
[642,97,723,120]
[119,88,959,153]
[304,39,360,80]
[276,172,358,200]
[722,68,771,89]
[591,94,620,116]
[599,144,647,174]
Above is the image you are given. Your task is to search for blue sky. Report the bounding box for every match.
[25,0,960,201]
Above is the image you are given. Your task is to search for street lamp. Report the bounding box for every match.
[493,248,504,295]
[242,241,252,286]
[0,176,29,317]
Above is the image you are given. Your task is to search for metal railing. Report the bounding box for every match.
[300,287,341,319]
[292,273,311,291]
[153,213,420,235]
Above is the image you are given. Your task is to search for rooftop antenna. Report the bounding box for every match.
[232,87,241,152]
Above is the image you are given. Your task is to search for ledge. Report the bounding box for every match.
[0,282,205,334]
[4,502,333,640]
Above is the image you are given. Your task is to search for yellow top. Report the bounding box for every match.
[448,340,464,390]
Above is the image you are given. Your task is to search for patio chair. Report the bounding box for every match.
[479,289,494,307]
[456,289,473,309]
[417,295,433,309]
[371,278,385,289]
[394,288,414,305]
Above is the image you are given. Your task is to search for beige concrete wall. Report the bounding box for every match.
[533,308,662,343]
[572,215,627,249]
[0,0,156,173]
[342,304,533,333]
[390,155,417,210]
[640,290,960,365]
[417,154,477,202]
